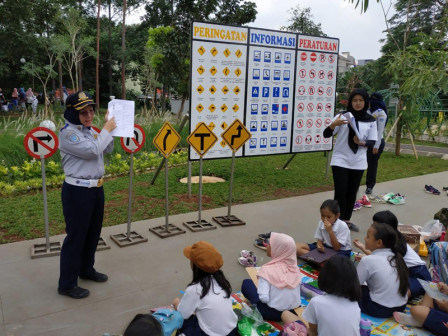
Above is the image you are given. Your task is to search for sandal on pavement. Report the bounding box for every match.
[240,250,256,260]
[258,232,271,239]
[238,256,257,267]
[254,238,269,250]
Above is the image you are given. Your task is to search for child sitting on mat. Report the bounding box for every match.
[357,222,408,318]
[282,255,361,336]
[241,232,301,322]
[172,241,238,336]
[296,199,352,258]
[354,210,431,299]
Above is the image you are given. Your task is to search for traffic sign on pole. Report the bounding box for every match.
[120,124,146,153]
[24,127,59,159]
[153,122,181,158]
[221,119,251,152]
[187,122,218,157]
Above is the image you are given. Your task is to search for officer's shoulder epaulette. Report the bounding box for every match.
[60,124,69,132]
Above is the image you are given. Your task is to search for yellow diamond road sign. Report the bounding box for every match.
[221,119,251,152]
[198,46,205,55]
[197,85,204,94]
[209,104,216,112]
[211,47,218,56]
[233,86,240,94]
[210,66,217,75]
[187,122,218,157]
[197,66,205,75]
[209,85,216,94]
[234,68,241,77]
[223,48,231,57]
[153,122,181,158]
[221,121,228,129]
[232,104,239,112]
[196,104,204,112]
[235,49,242,58]
[222,86,229,94]
[223,67,230,76]
[221,104,228,112]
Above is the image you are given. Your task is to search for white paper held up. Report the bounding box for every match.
[107,99,135,137]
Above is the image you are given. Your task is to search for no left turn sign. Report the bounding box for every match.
[24,127,59,159]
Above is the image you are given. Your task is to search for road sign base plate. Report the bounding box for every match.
[149,224,186,238]
[183,220,217,232]
[31,241,62,259]
[110,231,148,247]
[212,215,246,227]
[97,237,111,251]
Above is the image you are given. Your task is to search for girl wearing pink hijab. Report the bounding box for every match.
[241,232,301,321]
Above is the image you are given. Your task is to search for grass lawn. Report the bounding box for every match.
[1,151,447,244]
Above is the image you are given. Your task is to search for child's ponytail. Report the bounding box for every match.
[372,222,409,297]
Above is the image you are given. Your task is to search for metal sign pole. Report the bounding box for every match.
[126,153,134,238]
[227,151,235,217]
[198,156,203,224]
[40,156,50,251]
[187,160,192,198]
[164,157,169,230]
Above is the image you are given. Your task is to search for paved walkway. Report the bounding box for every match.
[385,143,448,158]
[1,171,448,336]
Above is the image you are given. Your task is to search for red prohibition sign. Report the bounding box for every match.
[324,137,330,143]
[297,119,304,128]
[318,86,324,95]
[306,119,313,128]
[305,135,312,144]
[120,124,146,153]
[297,103,305,112]
[325,118,332,127]
[318,70,325,79]
[327,71,334,80]
[326,87,333,96]
[315,134,321,143]
[307,103,314,112]
[319,53,326,62]
[299,69,306,78]
[329,54,335,63]
[300,52,307,61]
[308,86,315,95]
[295,135,303,145]
[309,69,316,78]
[310,52,317,62]
[317,103,323,112]
[298,86,306,95]
[316,118,323,128]
[24,127,59,159]
[326,103,332,112]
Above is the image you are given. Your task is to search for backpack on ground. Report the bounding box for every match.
[429,241,448,283]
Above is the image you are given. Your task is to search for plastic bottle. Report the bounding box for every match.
[360,318,371,336]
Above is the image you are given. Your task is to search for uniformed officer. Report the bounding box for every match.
[58,91,116,299]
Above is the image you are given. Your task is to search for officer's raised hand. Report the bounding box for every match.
[103,110,116,132]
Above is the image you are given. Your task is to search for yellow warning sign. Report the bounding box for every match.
[209,85,216,94]
[223,48,231,57]
[197,85,204,94]
[223,67,230,76]
[198,46,205,55]
[209,104,216,112]
[220,140,226,147]
[211,47,218,56]
[234,68,241,77]
[233,86,240,95]
[197,66,205,75]
[210,66,217,76]
[187,122,218,157]
[221,122,228,129]
[153,122,181,158]
[196,104,204,112]
[235,49,243,58]
[221,104,228,113]
[209,122,215,130]
[232,104,239,113]
[221,119,251,152]
[222,86,229,94]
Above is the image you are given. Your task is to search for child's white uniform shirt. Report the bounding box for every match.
[257,277,301,311]
[330,112,377,170]
[314,218,352,250]
[357,248,408,308]
[303,294,361,336]
[177,279,237,336]
[404,244,426,267]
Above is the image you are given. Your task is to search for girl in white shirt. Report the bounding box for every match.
[357,222,408,318]
[354,210,431,299]
[296,199,352,258]
[173,241,238,336]
[241,232,301,321]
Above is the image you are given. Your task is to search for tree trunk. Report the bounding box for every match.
[108,0,113,97]
[178,93,187,121]
[78,61,83,91]
[394,99,403,156]
[96,0,101,106]
[121,0,127,99]
[58,60,63,106]
[161,85,166,113]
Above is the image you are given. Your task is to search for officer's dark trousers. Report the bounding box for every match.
[332,165,364,221]
[366,139,385,190]
[59,182,104,290]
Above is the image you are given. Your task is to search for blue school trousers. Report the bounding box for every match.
[423,300,448,336]
[359,285,406,318]
[409,264,431,298]
[241,279,284,321]
[180,315,238,336]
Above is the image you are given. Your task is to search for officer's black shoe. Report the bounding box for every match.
[80,271,108,282]
[58,286,90,299]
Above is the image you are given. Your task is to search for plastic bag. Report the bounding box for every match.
[421,219,444,242]
[240,302,264,326]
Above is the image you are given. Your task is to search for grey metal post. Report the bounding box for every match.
[198,156,203,224]
[165,157,169,230]
[325,150,332,179]
[187,160,192,198]
[127,153,134,238]
[228,151,235,217]
[282,154,296,169]
[40,156,50,250]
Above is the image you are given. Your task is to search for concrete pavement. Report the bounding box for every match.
[1,170,448,336]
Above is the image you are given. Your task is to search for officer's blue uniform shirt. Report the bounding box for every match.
[59,120,114,179]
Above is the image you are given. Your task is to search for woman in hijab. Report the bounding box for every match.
[365,92,388,195]
[323,88,377,232]
[241,232,301,321]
